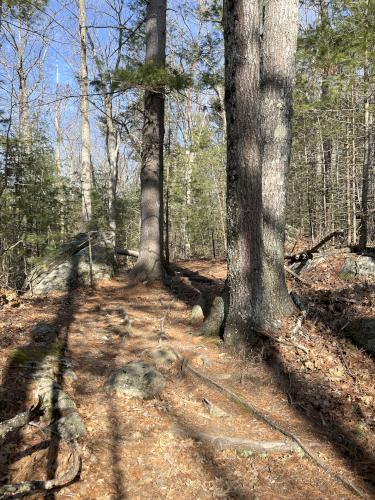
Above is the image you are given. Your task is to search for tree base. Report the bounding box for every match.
[128,256,164,283]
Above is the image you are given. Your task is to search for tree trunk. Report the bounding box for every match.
[359,5,371,249]
[260,0,298,326]
[105,95,119,248]
[223,0,263,346]
[223,0,298,348]
[78,0,92,225]
[129,0,166,282]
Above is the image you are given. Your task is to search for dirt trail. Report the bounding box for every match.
[0,260,374,499]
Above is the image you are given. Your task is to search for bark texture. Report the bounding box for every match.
[130,0,166,282]
[224,0,298,347]
[260,0,299,325]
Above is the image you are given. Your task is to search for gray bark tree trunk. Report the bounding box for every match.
[130,0,166,281]
[260,0,298,326]
[78,0,92,225]
[223,0,298,348]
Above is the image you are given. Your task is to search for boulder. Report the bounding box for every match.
[105,361,165,399]
[339,255,375,281]
[343,318,375,356]
[28,231,115,294]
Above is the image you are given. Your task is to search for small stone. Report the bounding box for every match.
[63,368,78,382]
[105,361,165,399]
[202,398,229,418]
[148,348,178,368]
[31,322,55,342]
[190,305,204,326]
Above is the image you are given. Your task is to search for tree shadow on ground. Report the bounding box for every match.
[166,262,224,313]
[0,256,83,498]
[256,338,375,496]
[298,281,375,357]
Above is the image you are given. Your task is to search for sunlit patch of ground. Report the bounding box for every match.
[0,258,374,498]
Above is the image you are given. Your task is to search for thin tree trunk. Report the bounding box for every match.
[104,95,119,248]
[17,19,29,146]
[352,88,357,242]
[78,0,92,225]
[130,0,166,281]
[54,63,62,174]
[359,6,371,248]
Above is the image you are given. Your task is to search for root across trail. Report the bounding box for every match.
[0,259,374,499]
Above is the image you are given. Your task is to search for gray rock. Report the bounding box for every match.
[29,231,114,294]
[343,318,375,355]
[339,255,375,281]
[190,304,204,325]
[148,348,178,368]
[105,361,165,399]
[197,296,224,337]
[31,322,56,342]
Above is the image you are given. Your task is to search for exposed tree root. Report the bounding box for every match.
[0,397,44,440]
[172,349,366,498]
[0,440,81,499]
[171,424,306,454]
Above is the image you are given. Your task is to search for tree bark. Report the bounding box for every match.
[129,0,166,281]
[223,0,298,347]
[78,0,92,225]
[260,0,298,326]
[223,0,263,346]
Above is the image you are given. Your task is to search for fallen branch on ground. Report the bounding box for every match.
[284,265,311,286]
[171,424,304,454]
[172,349,365,498]
[115,248,139,258]
[0,397,44,440]
[285,230,344,263]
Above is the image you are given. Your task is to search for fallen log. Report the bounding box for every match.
[115,248,139,258]
[285,230,344,263]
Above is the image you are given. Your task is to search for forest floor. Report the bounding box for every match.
[0,255,375,499]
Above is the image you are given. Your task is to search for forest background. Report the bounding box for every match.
[0,0,374,290]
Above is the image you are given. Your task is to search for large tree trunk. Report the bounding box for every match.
[130,0,166,282]
[223,0,298,348]
[260,0,298,326]
[78,0,92,225]
[223,0,263,346]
